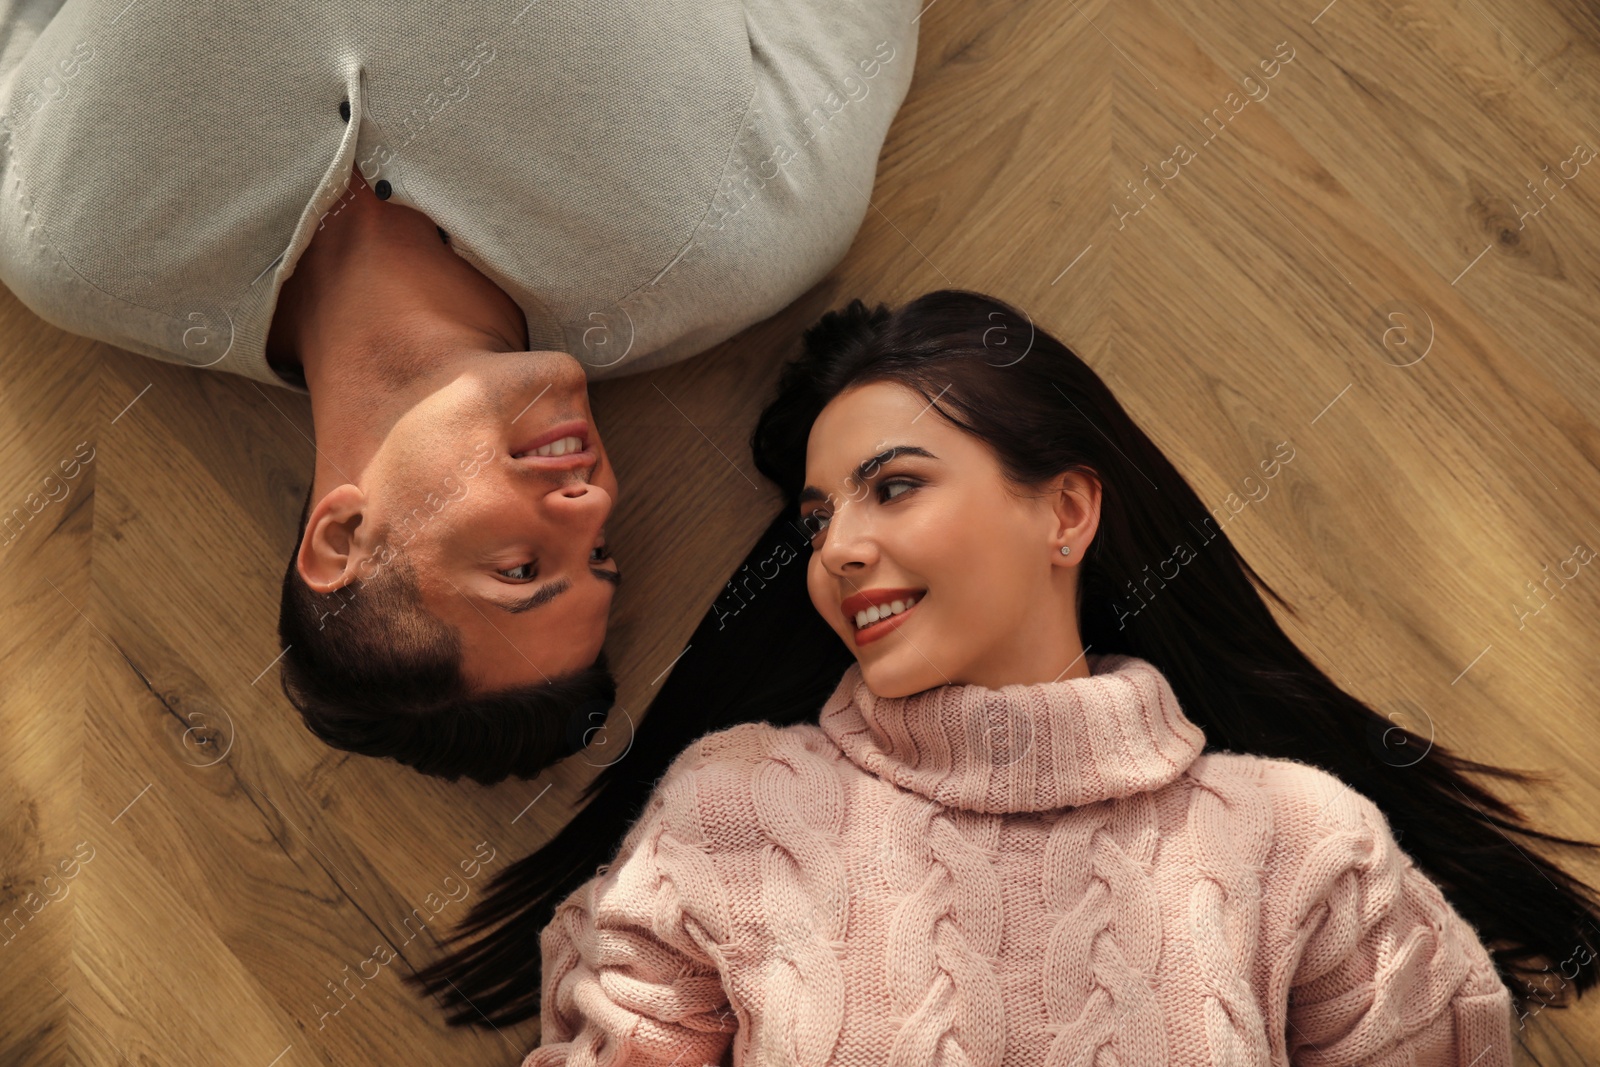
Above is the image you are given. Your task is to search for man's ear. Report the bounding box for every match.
[298,484,372,592]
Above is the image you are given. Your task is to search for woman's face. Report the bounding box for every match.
[800,380,1099,697]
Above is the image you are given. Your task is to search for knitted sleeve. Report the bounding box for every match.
[1281,786,1513,1067]
[522,746,738,1067]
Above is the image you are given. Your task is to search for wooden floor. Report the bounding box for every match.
[6,0,1600,1062]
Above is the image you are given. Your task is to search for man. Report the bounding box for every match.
[0,0,919,782]
[268,168,625,784]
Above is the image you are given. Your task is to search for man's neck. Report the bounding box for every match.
[266,173,530,493]
[295,321,446,494]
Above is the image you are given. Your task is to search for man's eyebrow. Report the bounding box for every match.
[798,445,937,505]
[487,566,620,614]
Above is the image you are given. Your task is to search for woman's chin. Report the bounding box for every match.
[857,657,944,700]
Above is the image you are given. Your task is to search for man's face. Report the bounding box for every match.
[352,347,621,690]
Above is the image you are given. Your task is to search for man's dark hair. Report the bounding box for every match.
[277,486,617,784]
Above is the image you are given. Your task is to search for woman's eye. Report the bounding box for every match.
[881,478,915,501]
[799,479,915,541]
[590,543,611,563]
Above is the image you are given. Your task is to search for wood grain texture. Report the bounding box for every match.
[3,0,1599,1062]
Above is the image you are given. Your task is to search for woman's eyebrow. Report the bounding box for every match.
[797,445,937,504]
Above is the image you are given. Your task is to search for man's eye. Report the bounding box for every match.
[497,562,536,580]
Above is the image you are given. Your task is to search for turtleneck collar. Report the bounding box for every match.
[817,653,1206,814]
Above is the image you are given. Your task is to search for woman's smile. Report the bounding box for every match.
[845,590,925,646]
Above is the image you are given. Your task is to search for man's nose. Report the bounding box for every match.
[545,477,610,516]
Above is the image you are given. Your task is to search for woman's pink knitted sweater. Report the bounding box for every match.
[525,653,1514,1067]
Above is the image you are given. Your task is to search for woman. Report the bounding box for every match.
[413,290,1600,1064]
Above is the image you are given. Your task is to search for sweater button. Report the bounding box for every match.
[339,99,350,123]
[374,179,391,200]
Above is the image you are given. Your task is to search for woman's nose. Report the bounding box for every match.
[819,505,873,573]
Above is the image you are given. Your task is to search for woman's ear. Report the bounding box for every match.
[1049,470,1102,559]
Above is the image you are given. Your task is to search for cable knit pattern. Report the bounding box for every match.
[1185,759,1275,1066]
[1273,768,1507,1067]
[748,730,851,1065]
[527,748,739,1067]
[524,654,1515,1067]
[881,802,1006,1067]
[1040,792,1168,1066]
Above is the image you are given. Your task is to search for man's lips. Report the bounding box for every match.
[512,418,594,470]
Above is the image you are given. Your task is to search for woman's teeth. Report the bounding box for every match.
[518,435,583,458]
[854,593,921,630]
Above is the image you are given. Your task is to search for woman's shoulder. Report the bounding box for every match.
[1185,750,1394,838]
[1183,752,1415,926]
[664,720,840,782]
[641,721,847,856]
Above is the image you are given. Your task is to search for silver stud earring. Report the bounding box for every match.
[1060,545,1072,556]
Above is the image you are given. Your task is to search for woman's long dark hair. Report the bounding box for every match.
[411,288,1600,1032]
